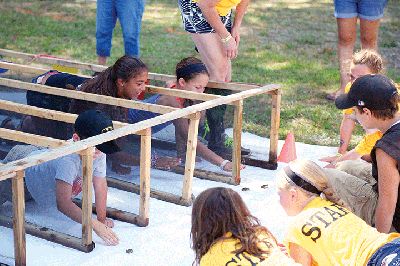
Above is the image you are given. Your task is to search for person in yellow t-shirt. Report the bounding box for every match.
[276,159,400,266]
[321,49,384,168]
[191,187,299,266]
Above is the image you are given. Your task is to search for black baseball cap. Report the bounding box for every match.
[335,74,397,110]
[74,110,121,154]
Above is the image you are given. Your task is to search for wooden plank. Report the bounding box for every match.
[72,199,144,226]
[80,148,94,246]
[0,61,228,103]
[0,61,89,78]
[0,215,94,253]
[171,165,236,185]
[0,128,66,148]
[269,90,281,165]
[0,49,267,92]
[12,170,26,266]
[145,85,225,102]
[0,99,126,129]
[0,84,280,177]
[139,128,151,226]
[106,177,193,207]
[0,77,179,115]
[0,49,104,73]
[181,112,200,202]
[232,100,243,184]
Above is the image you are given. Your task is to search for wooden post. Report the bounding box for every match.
[181,112,201,203]
[139,128,151,226]
[80,148,94,246]
[232,100,243,184]
[12,170,26,266]
[269,90,281,167]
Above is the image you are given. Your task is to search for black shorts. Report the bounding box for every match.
[178,0,232,34]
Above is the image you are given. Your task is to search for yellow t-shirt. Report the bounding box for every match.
[354,130,383,155]
[193,0,242,16]
[343,82,353,115]
[285,197,400,266]
[200,232,299,266]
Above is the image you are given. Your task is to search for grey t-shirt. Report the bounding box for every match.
[25,150,106,208]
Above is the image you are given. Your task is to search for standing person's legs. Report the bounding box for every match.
[328,0,358,100]
[359,19,380,50]
[191,33,231,155]
[96,0,117,64]
[116,0,145,57]
[358,0,388,50]
[337,17,357,95]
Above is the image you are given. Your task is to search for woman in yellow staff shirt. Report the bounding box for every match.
[191,187,299,265]
[277,159,400,266]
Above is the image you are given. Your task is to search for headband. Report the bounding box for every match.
[284,166,321,195]
[176,63,208,79]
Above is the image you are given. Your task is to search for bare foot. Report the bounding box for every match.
[153,156,181,170]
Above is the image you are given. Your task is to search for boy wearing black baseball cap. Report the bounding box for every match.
[0,110,120,245]
[335,74,400,233]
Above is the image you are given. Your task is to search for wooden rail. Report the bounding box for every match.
[0,83,279,177]
[0,61,228,103]
[0,76,180,116]
[0,49,263,92]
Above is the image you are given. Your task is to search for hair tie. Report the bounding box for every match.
[176,63,208,79]
[284,166,321,195]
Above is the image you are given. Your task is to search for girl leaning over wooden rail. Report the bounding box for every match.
[128,57,245,172]
[18,55,180,175]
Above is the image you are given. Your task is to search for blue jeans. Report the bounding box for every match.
[96,0,145,57]
[367,238,400,266]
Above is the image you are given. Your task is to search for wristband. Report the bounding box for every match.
[221,34,232,44]
[220,160,230,171]
[336,153,343,158]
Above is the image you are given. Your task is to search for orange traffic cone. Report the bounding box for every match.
[278,132,297,163]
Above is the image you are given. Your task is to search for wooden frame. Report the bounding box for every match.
[0,98,231,204]
[0,50,281,265]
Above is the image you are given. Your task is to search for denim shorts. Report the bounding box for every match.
[367,238,400,266]
[334,0,388,20]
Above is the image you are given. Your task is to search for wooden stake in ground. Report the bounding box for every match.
[138,128,151,226]
[12,170,26,266]
[182,112,201,203]
[80,148,94,247]
[232,100,244,184]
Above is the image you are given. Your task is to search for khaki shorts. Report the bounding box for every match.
[324,162,377,226]
[336,159,375,185]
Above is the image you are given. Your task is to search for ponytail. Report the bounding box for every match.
[277,159,347,207]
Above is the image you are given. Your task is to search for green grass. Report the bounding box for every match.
[0,0,399,148]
